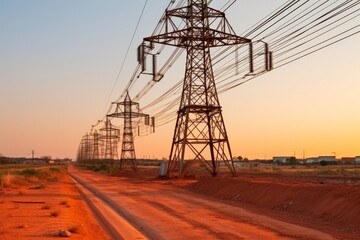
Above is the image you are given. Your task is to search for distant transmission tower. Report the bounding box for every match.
[92,130,100,160]
[78,133,92,162]
[100,118,120,160]
[108,92,150,171]
[142,0,268,177]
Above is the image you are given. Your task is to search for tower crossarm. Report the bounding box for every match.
[143,0,245,177]
[144,2,251,48]
[107,92,151,171]
[167,5,224,18]
[107,112,148,119]
[144,28,250,48]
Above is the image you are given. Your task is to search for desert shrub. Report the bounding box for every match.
[92,164,116,174]
[17,168,50,179]
[17,168,40,176]
[14,167,66,184]
[1,173,14,188]
[77,163,117,174]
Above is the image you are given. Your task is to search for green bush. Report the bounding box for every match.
[78,163,117,174]
[17,168,42,176]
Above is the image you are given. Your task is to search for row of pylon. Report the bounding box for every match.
[77,121,120,162]
[77,0,272,177]
[77,92,154,171]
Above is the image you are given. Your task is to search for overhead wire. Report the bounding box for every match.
[143,0,360,128]
[87,0,360,141]
[99,0,149,123]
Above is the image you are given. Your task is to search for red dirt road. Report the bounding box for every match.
[69,166,340,240]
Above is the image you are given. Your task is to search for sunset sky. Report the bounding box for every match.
[1,0,359,160]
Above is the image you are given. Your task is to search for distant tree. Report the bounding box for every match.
[237,156,243,161]
[244,157,249,162]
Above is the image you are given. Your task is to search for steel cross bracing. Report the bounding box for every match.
[78,134,91,161]
[107,92,149,171]
[144,0,254,177]
[100,117,120,160]
[92,130,100,160]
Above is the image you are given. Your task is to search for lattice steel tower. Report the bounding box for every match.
[92,130,100,160]
[144,0,252,177]
[100,117,120,160]
[108,92,149,171]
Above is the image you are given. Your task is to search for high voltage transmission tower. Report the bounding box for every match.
[92,130,100,160]
[141,0,272,177]
[100,118,120,160]
[77,132,92,162]
[77,0,359,174]
[77,121,118,163]
[107,92,151,171]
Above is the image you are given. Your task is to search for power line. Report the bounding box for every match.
[81,0,360,155]
[99,0,149,121]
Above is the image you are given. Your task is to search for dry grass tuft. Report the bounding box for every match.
[1,174,14,188]
[59,200,68,205]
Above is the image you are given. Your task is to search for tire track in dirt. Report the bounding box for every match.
[162,191,334,240]
[69,166,336,239]
[69,171,159,240]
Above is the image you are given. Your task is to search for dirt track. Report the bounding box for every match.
[68,165,347,240]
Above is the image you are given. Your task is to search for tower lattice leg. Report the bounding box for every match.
[168,47,236,177]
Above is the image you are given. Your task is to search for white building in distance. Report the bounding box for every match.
[305,157,319,164]
[273,156,294,164]
[318,156,336,162]
[305,156,336,164]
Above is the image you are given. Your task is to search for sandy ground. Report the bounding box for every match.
[68,165,360,240]
[186,172,360,239]
[2,165,359,240]
[0,168,110,240]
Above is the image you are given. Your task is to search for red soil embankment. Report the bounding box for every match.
[186,175,360,229]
